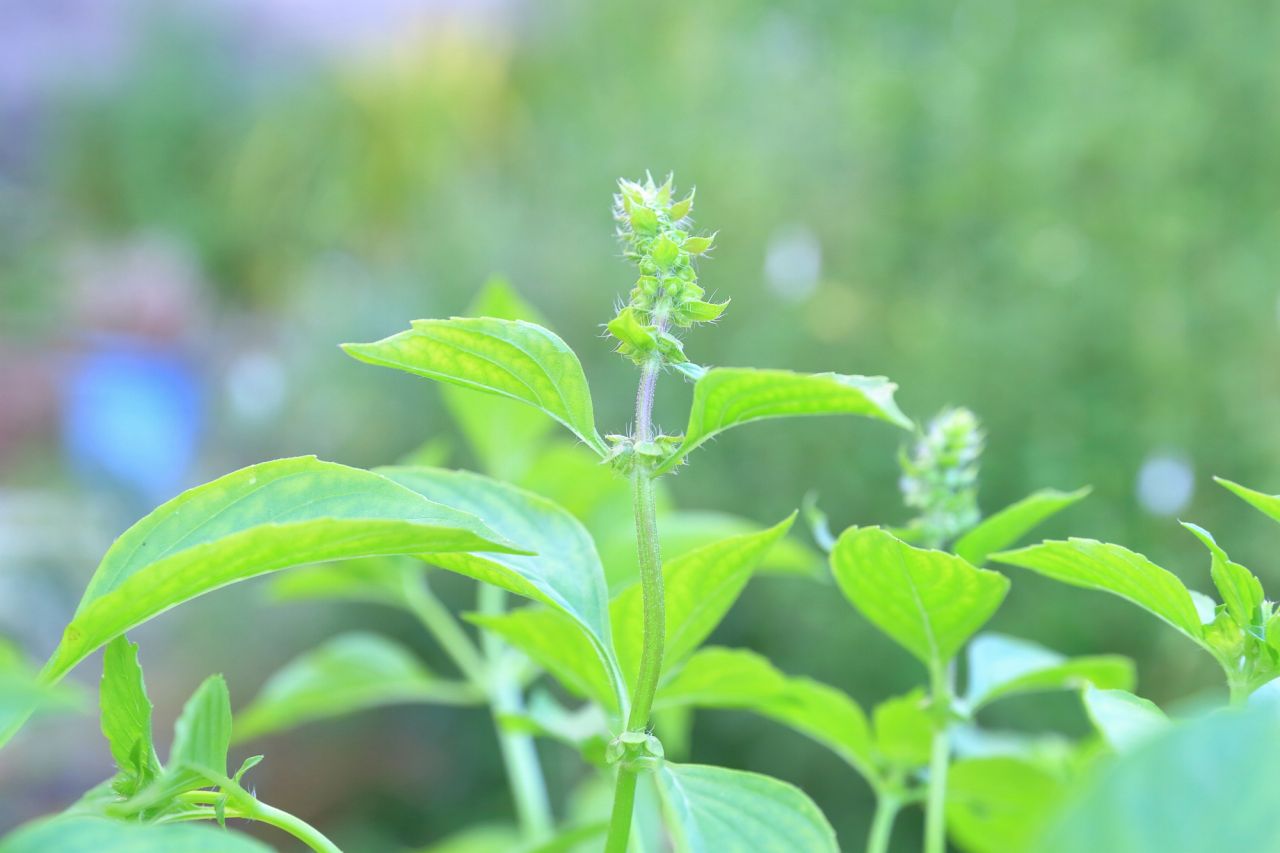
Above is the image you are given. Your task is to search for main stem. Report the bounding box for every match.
[866,790,902,853]
[480,584,555,842]
[924,662,951,853]
[604,352,667,853]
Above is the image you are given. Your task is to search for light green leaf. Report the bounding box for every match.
[469,607,617,712]
[612,516,795,689]
[831,527,1009,668]
[343,317,606,455]
[1082,687,1169,752]
[656,369,910,473]
[100,637,161,796]
[1180,523,1264,632]
[946,757,1065,853]
[443,280,557,480]
[378,467,614,656]
[655,647,875,777]
[964,633,1135,711]
[993,539,1205,644]
[234,632,482,742]
[655,762,839,853]
[1041,701,1280,853]
[40,457,521,686]
[873,689,934,767]
[1215,476,1280,526]
[954,488,1091,567]
[0,816,271,853]
[170,675,233,775]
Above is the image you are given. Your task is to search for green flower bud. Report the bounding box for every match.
[651,236,680,268]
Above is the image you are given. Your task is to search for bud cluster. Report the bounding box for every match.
[607,173,726,366]
[899,407,984,548]
[605,730,665,772]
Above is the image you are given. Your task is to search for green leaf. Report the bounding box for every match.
[1082,687,1169,752]
[953,487,1091,566]
[443,280,558,480]
[993,539,1206,644]
[234,632,483,742]
[343,317,606,455]
[100,638,161,796]
[1040,700,1280,853]
[963,633,1136,712]
[378,467,615,658]
[655,647,875,777]
[170,674,233,775]
[656,369,910,473]
[469,607,618,712]
[831,527,1009,668]
[946,757,1066,853]
[872,689,934,767]
[40,457,521,686]
[655,762,838,853]
[0,641,82,750]
[1215,476,1280,526]
[0,816,271,853]
[1180,523,1264,632]
[612,516,795,689]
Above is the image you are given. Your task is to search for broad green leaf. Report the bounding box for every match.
[0,816,271,853]
[655,762,839,853]
[40,457,521,686]
[655,647,875,776]
[469,607,618,713]
[1040,701,1280,853]
[993,539,1205,644]
[964,633,1135,711]
[1216,476,1280,526]
[1082,687,1169,752]
[379,467,614,657]
[1180,523,1264,632]
[953,488,1091,567]
[655,368,910,473]
[443,280,557,480]
[266,556,416,607]
[946,757,1065,853]
[343,316,606,455]
[234,633,483,742]
[831,527,1009,668]
[873,689,934,767]
[612,516,795,688]
[100,638,161,796]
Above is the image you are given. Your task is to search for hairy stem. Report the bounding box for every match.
[604,352,667,853]
[924,662,951,853]
[179,790,340,853]
[480,584,554,842]
[867,790,902,853]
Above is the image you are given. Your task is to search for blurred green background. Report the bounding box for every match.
[2,0,1278,849]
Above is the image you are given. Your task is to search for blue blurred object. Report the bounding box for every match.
[61,334,203,507]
